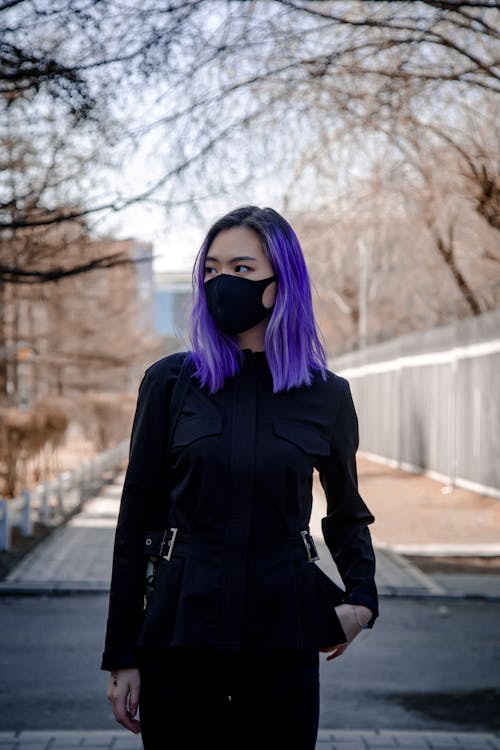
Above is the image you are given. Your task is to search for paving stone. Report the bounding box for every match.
[422,733,469,746]
[111,740,142,749]
[79,737,116,746]
[450,733,500,745]
[362,736,399,747]
[389,736,430,747]
[330,729,376,747]
[8,737,51,746]
[2,731,500,750]
[50,737,83,746]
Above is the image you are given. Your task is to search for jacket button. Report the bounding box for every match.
[146,538,152,545]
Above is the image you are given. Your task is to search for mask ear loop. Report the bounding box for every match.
[261,275,277,311]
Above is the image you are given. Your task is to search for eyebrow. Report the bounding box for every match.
[205,255,257,263]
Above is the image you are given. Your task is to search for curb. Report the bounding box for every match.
[1,583,500,601]
[375,542,500,557]
[377,546,447,594]
[0,582,110,596]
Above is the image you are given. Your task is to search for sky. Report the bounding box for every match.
[97,174,289,274]
[95,197,204,273]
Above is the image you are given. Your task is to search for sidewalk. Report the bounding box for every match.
[2,455,500,598]
[356,453,500,600]
[0,480,122,593]
[0,472,456,597]
[311,454,500,600]
[1,729,500,750]
[353,454,500,555]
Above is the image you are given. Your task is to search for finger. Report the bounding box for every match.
[112,688,140,734]
[319,642,344,653]
[114,700,141,734]
[129,680,141,718]
[326,644,348,661]
[106,677,115,703]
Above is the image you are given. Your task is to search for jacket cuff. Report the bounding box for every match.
[101,651,139,672]
[344,592,379,628]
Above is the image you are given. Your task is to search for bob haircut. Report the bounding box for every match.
[186,205,328,394]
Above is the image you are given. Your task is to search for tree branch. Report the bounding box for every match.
[0,253,152,284]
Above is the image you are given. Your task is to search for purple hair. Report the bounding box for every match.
[186,205,328,394]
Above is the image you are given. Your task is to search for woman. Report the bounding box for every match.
[102,205,379,749]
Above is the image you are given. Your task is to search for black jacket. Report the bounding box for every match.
[101,349,379,672]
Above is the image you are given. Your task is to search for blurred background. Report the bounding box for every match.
[1,0,499,502]
[0,0,499,741]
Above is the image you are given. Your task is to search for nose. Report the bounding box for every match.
[219,269,238,276]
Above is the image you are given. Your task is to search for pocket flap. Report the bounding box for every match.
[172,415,223,448]
[273,417,330,456]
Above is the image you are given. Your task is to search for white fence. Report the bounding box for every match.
[330,308,500,500]
[0,440,128,551]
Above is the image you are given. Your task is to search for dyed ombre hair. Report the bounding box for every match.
[186,205,328,394]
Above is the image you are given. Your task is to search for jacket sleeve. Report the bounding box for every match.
[317,378,379,628]
[100,366,170,671]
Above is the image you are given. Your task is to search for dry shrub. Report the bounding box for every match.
[74,392,136,452]
[0,403,68,497]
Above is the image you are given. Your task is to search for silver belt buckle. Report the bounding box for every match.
[301,530,320,562]
[162,527,178,562]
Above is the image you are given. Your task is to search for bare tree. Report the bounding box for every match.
[293,98,500,355]
[2,1,498,241]
[1,0,499,359]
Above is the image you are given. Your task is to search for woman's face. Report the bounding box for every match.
[203,226,277,309]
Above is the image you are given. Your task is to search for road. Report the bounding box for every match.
[0,593,498,733]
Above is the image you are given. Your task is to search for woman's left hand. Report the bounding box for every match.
[319,604,373,661]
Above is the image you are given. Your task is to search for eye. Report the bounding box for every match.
[235,264,250,272]
[204,266,216,276]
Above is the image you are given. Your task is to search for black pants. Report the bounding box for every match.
[138,647,320,750]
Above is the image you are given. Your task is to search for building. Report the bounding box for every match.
[2,221,160,405]
[153,271,192,346]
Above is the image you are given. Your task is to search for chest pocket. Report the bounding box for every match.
[273,417,330,458]
[171,415,223,449]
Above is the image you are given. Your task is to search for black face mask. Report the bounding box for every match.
[204,273,276,335]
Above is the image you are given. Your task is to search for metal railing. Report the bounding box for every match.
[0,440,128,551]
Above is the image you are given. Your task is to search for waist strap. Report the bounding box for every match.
[143,528,320,563]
